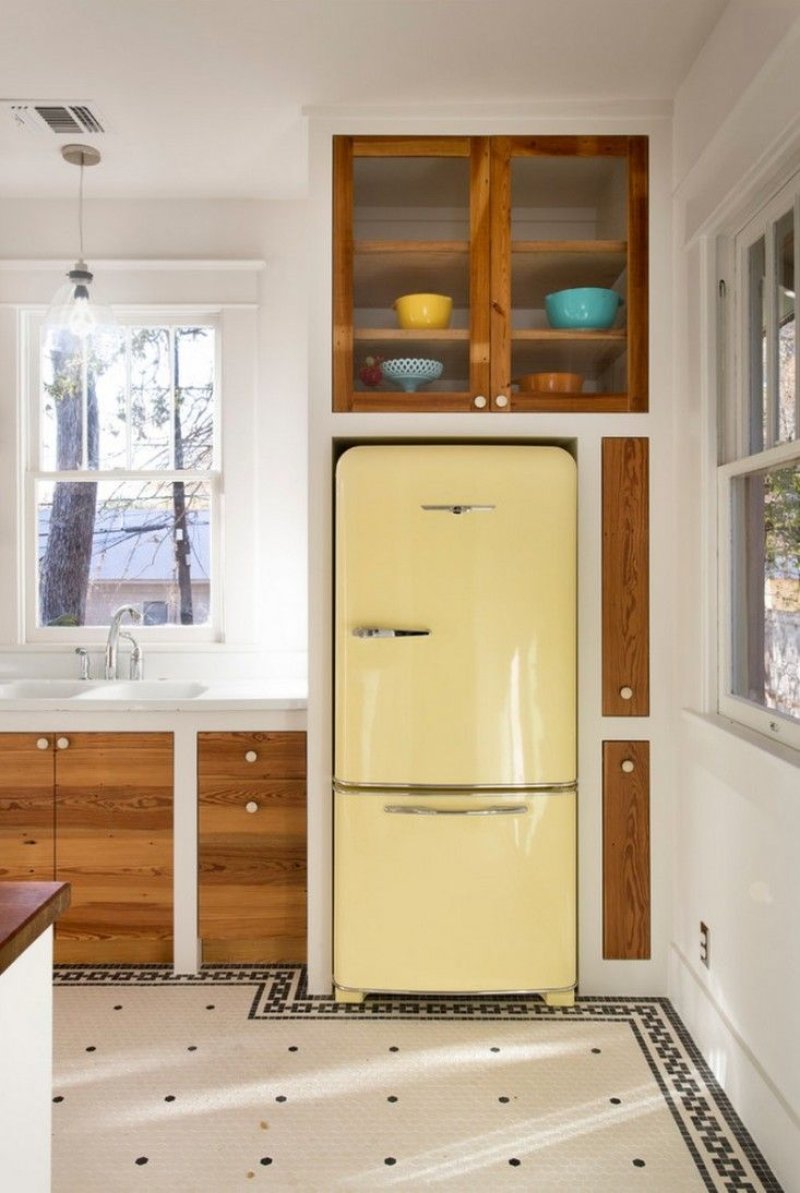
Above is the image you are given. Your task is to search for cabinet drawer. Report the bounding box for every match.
[198,731,306,782]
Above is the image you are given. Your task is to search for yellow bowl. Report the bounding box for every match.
[394,293,452,330]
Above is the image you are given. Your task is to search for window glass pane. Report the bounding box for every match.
[775,210,796,444]
[40,327,86,470]
[36,479,211,627]
[747,236,766,453]
[731,462,800,722]
[175,327,215,469]
[130,328,172,469]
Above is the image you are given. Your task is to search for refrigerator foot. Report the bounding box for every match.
[334,987,366,1004]
[543,990,575,1008]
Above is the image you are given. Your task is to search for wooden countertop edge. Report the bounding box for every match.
[0,882,71,977]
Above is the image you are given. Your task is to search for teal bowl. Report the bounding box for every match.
[545,287,622,330]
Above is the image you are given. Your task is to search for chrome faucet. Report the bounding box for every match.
[119,630,143,681]
[104,605,142,680]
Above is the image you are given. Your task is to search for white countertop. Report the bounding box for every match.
[0,678,307,713]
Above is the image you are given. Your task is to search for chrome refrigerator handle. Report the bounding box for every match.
[384,805,527,816]
[352,627,430,638]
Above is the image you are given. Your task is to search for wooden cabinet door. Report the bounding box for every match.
[54,732,173,963]
[602,437,650,715]
[603,740,650,959]
[0,734,55,881]
[333,135,491,413]
[198,732,307,963]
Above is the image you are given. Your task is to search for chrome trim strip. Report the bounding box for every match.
[334,779,577,795]
[384,804,527,817]
[420,504,496,514]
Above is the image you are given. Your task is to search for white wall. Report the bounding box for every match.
[671,13,800,1190]
[0,197,309,681]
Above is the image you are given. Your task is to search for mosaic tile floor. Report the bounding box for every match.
[52,967,783,1192]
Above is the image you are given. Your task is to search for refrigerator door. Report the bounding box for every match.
[335,445,576,787]
[334,787,576,995]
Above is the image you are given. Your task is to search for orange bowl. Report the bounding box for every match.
[518,372,583,393]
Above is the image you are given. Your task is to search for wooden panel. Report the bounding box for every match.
[627,136,649,412]
[506,135,631,158]
[602,438,650,715]
[603,740,650,959]
[198,732,307,962]
[469,136,492,405]
[0,734,55,881]
[352,136,470,158]
[333,135,354,411]
[54,733,173,963]
[490,136,512,404]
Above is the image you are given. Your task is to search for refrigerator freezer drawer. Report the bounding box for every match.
[334,789,576,995]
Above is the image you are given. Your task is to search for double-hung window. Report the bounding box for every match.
[719,174,800,747]
[26,313,220,638]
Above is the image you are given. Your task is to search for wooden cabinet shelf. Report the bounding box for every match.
[334,134,648,413]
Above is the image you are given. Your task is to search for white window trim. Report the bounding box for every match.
[716,171,800,752]
[21,308,224,644]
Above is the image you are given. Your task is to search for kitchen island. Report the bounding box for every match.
[0,881,71,1193]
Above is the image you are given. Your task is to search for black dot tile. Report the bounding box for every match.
[134,1157,149,1166]
[187,1045,197,1051]
[633,1158,646,1168]
[259,1157,273,1167]
[206,1004,215,1010]
[288,1045,298,1052]
[490,1046,501,1053]
[509,1157,521,1167]
[610,1097,622,1105]
[389,1046,399,1052]
[387,1095,398,1103]
[275,1095,287,1103]
[113,1005,123,1011]
[591,1047,602,1054]
[52,1096,64,1103]
[384,1157,397,1166]
[164,1095,176,1103]
[498,1096,510,1103]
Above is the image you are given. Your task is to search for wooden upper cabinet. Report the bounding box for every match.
[332,134,648,414]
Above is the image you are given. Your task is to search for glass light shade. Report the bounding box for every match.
[45,260,116,339]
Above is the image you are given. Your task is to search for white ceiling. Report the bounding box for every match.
[0,0,729,200]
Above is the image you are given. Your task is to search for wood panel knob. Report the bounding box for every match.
[245,801,259,814]
[244,750,258,763]
[56,736,70,750]
[473,394,487,409]
[36,737,49,750]
[619,686,633,701]
[495,394,509,408]
[621,759,635,773]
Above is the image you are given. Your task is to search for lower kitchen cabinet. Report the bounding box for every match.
[0,734,56,881]
[198,731,307,963]
[0,732,174,964]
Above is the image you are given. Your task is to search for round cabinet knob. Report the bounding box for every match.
[621,759,635,774]
[36,737,49,751]
[495,394,509,408]
[56,737,70,750]
[245,801,259,814]
[619,686,633,701]
[244,750,258,763]
[473,394,488,409]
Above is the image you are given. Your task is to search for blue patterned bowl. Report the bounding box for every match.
[545,287,622,330]
[381,357,444,393]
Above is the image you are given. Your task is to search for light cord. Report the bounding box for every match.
[78,155,84,259]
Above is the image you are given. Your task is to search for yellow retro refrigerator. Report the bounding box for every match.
[333,445,577,1005]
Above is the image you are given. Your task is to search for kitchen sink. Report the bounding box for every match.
[0,680,87,699]
[73,681,208,700]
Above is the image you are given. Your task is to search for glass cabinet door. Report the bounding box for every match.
[490,135,648,412]
[333,136,491,412]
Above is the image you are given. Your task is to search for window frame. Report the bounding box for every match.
[717,174,800,750]
[22,308,224,644]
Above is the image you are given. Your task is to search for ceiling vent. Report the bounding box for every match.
[3,101,106,135]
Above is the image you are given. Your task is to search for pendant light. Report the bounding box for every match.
[45,143,115,338]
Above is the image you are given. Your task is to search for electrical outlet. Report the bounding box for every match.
[700,922,710,968]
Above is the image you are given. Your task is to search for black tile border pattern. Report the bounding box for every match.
[54,964,783,1192]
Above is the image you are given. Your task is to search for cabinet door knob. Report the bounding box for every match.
[244,750,258,763]
[36,737,49,751]
[56,737,70,750]
[495,394,509,408]
[619,686,633,700]
[473,394,487,409]
[245,800,259,814]
[621,759,635,774]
